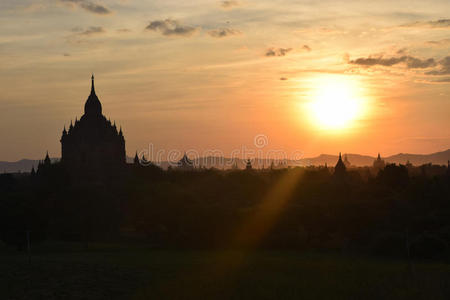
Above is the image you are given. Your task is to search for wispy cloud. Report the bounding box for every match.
[220,0,239,9]
[349,55,436,69]
[145,19,198,37]
[79,26,105,36]
[208,28,242,38]
[425,39,450,47]
[59,0,112,15]
[66,26,106,44]
[401,19,450,28]
[265,47,292,57]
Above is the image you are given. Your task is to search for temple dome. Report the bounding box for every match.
[84,75,102,116]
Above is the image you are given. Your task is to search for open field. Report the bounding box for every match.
[1,242,450,300]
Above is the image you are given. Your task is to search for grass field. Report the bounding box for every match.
[1,242,449,300]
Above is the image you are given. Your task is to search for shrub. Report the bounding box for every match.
[410,234,448,259]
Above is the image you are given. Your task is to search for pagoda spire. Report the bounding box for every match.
[134,151,139,165]
[44,151,51,165]
[91,73,95,95]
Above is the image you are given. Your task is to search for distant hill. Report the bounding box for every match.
[0,158,59,174]
[385,149,450,166]
[301,149,450,167]
[1,149,449,173]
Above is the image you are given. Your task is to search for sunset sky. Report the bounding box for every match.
[1,0,449,161]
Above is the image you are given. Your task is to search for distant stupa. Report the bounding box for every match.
[334,152,346,177]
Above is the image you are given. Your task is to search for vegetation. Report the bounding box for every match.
[1,242,450,300]
[1,163,450,298]
[1,163,449,258]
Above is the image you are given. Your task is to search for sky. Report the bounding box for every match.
[0,0,449,161]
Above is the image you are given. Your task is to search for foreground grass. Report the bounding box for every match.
[1,242,449,300]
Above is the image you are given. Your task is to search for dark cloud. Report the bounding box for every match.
[79,26,105,35]
[349,55,436,69]
[301,45,311,52]
[406,57,436,68]
[63,53,71,57]
[117,28,131,33]
[426,56,450,75]
[280,77,288,80]
[208,28,241,38]
[60,0,112,15]
[221,0,239,9]
[265,47,292,57]
[402,19,450,28]
[146,19,197,37]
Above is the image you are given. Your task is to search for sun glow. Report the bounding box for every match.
[307,76,367,131]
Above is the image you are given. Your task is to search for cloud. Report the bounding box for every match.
[59,0,112,15]
[425,39,450,47]
[432,77,450,83]
[117,28,131,33]
[145,19,198,37]
[265,47,292,57]
[279,77,288,80]
[301,45,311,52]
[221,0,239,9]
[79,26,105,35]
[426,56,450,75]
[349,55,436,69]
[401,19,450,28]
[63,53,71,57]
[396,48,407,55]
[208,28,242,38]
[65,26,106,45]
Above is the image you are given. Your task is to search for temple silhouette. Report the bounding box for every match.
[60,75,126,183]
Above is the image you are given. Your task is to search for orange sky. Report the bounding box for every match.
[0,0,449,161]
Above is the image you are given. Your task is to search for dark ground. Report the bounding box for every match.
[1,241,449,300]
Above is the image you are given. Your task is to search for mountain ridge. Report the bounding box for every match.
[1,149,449,173]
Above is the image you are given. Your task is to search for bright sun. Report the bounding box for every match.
[307,76,366,131]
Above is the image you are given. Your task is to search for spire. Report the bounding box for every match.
[62,125,67,135]
[246,158,252,170]
[334,152,346,176]
[84,74,102,116]
[91,73,95,95]
[44,151,51,165]
[377,153,381,160]
[134,151,139,165]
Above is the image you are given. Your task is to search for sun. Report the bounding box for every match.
[307,76,366,131]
